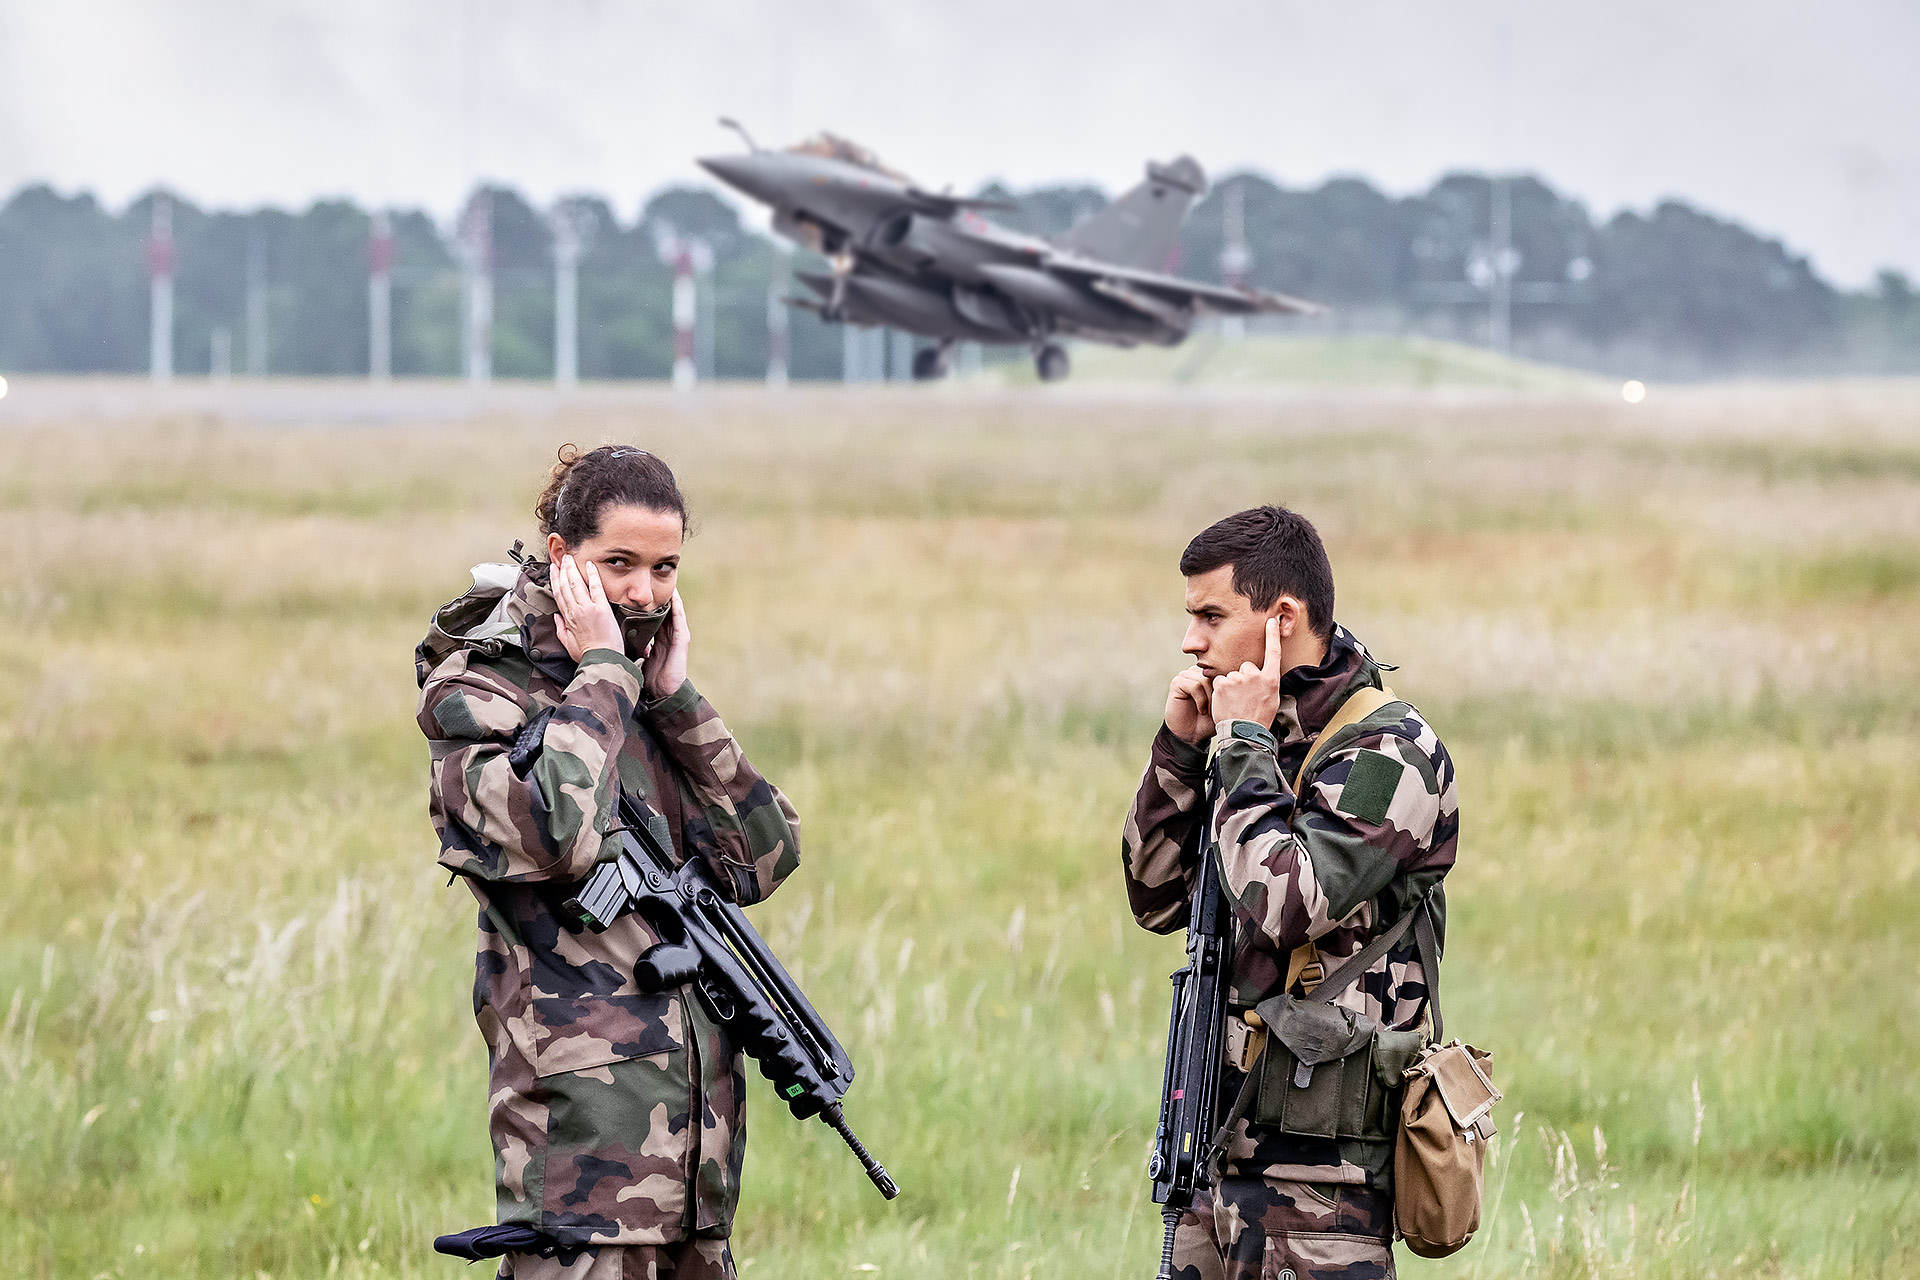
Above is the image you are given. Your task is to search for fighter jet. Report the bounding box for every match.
[698,122,1321,381]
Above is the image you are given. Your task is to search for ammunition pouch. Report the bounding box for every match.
[1207,890,1435,1179]
[1250,992,1425,1141]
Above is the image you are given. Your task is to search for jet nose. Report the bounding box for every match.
[698,154,778,203]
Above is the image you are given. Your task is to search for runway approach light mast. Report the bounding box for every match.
[767,243,791,388]
[552,200,592,389]
[246,224,269,377]
[148,194,174,384]
[458,191,494,385]
[671,241,696,390]
[654,225,710,391]
[368,211,394,382]
[1219,180,1250,342]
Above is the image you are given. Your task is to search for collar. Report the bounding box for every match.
[1272,623,1384,746]
[506,562,579,684]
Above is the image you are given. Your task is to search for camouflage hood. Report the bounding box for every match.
[414,561,522,686]
[415,553,669,687]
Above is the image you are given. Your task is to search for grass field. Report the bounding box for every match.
[2,378,1918,1278]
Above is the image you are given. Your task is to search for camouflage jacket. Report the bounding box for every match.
[1122,625,1458,1186]
[416,559,801,1245]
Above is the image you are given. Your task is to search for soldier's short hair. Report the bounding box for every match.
[1179,506,1335,638]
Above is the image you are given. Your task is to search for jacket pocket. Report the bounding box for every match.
[525,911,688,1078]
[536,1050,692,1237]
[532,992,684,1077]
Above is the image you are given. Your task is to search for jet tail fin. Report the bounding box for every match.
[1060,156,1206,271]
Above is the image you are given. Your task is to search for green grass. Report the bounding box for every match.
[2,380,1919,1277]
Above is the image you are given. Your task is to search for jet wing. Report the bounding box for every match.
[1042,253,1323,316]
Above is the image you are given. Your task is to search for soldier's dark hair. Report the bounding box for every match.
[536,444,690,546]
[1178,505,1335,638]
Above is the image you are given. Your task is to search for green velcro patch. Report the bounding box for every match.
[1336,749,1405,825]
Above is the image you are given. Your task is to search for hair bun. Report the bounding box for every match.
[535,444,689,547]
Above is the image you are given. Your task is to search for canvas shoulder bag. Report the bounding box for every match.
[1392,903,1500,1258]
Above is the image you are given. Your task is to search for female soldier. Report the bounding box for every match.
[416,445,801,1280]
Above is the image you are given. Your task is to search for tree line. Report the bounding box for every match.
[1,171,1913,380]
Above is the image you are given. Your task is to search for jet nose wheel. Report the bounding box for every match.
[1034,343,1071,382]
[910,347,951,381]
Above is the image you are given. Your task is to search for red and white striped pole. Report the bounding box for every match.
[148,194,174,384]
[368,210,394,383]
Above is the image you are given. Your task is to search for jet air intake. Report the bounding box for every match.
[832,273,1012,342]
[869,210,914,248]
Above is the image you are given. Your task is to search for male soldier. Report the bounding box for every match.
[1123,506,1458,1279]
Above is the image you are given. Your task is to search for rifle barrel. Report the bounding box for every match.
[1154,1205,1182,1280]
[824,1102,900,1199]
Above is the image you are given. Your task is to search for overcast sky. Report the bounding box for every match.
[1,0,1914,286]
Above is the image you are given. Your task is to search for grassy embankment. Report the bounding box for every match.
[993,332,1611,390]
[2,382,1917,1277]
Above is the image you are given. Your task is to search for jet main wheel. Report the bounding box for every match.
[1034,343,1071,382]
[911,347,950,381]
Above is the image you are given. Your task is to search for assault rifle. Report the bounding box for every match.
[520,709,900,1203]
[562,788,899,1200]
[433,716,897,1265]
[1146,784,1233,1280]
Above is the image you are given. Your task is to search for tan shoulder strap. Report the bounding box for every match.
[1284,941,1323,993]
[1284,683,1402,992]
[1291,684,1399,793]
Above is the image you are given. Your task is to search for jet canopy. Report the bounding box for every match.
[788,133,910,182]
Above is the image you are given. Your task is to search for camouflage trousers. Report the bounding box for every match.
[1169,1177,1395,1280]
[498,1237,734,1280]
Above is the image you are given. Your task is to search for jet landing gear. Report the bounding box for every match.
[823,249,855,320]
[911,340,954,381]
[1033,342,1070,382]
